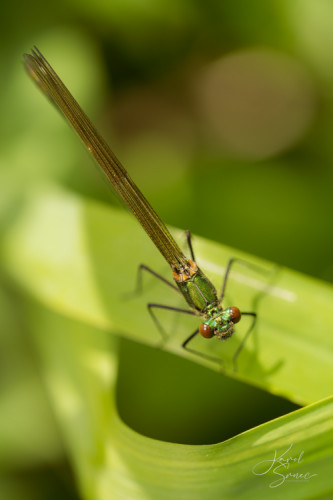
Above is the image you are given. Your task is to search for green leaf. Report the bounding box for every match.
[22,302,333,500]
[2,186,333,406]
[2,186,333,499]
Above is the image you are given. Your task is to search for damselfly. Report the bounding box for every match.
[24,47,257,368]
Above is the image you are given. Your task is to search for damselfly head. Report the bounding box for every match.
[199,306,241,340]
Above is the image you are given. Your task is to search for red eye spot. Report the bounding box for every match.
[229,306,241,324]
[199,323,214,338]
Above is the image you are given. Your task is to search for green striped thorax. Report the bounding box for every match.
[173,260,241,339]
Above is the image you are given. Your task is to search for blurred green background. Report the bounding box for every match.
[1,0,333,498]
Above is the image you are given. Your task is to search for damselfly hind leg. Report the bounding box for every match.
[185,229,195,261]
[133,229,198,342]
[135,264,179,295]
[135,228,196,295]
[134,263,196,343]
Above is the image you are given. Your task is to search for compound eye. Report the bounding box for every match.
[229,306,241,324]
[199,323,214,338]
